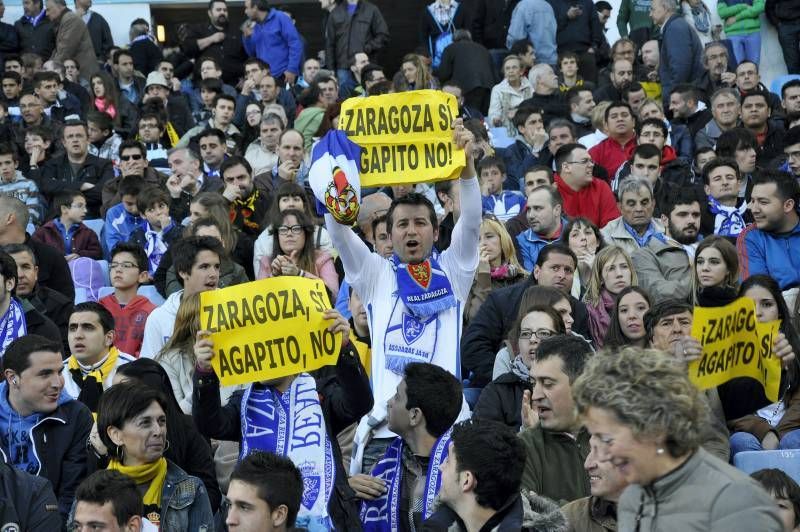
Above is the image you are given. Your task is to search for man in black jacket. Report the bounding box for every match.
[546,0,604,83]
[437,29,495,115]
[193,310,373,531]
[0,456,61,530]
[177,0,248,86]
[6,243,72,351]
[766,0,800,74]
[0,196,74,301]
[0,334,93,522]
[14,0,54,59]
[324,0,389,86]
[34,119,113,218]
[461,243,591,386]
[74,0,111,62]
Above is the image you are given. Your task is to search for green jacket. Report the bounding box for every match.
[519,426,591,505]
[717,0,764,35]
[617,0,655,36]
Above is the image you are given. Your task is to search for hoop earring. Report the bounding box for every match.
[117,445,125,461]
[164,439,170,453]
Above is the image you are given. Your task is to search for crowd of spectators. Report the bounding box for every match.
[1,0,800,529]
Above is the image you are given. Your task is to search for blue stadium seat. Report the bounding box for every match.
[74,287,89,304]
[97,285,165,307]
[96,260,110,286]
[770,75,800,99]
[138,285,165,306]
[97,286,115,299]
[733,450,800,484]
[83,218,104,242]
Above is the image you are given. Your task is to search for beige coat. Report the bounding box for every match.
[51,10,99,78]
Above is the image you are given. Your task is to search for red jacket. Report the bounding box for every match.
[555,174,620,229]
[99,294,156,357]
[32,220,102,259]
[589,135,637,181]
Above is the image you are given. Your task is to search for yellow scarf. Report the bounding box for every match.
[67,346,121,384]
[165,122,180,148]
[108,457,168,509]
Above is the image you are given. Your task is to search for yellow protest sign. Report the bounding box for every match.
[338,90,466,186]
[689,297,782,401]
[199,277,341,386]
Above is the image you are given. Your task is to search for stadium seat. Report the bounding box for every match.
[770,75,800,100]
[138,285,165,306]
[96,285,165,307]
[74,287,89,304]
[96,260,110,286]
[83,218,104,242]
[733,450,800,484]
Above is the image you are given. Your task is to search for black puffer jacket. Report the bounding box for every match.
[0,458,61,531]
[473,371,528,431]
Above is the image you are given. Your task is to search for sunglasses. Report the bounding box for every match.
[120,154,144,161]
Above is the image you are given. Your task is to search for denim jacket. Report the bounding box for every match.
[68,460,213,532]
[160,460,214,531]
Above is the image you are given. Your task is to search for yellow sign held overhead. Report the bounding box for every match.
[199,277,341,386]
[689,297,782,401]
[338,90,466,186]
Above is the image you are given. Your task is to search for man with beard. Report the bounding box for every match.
[516,185,565,270]
[178,0,247,86]
[631,188,699,303]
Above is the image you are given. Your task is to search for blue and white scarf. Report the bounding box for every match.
[708,196,747,237]
[240,374,335,531]
[360,428,452,531]
[143,221,171,275]
[383,252,455,373]
[0,299,27,357]
[622,220,667,248]
[389,251,455,318]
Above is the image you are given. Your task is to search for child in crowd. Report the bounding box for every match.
[0,142,43,225]
[104,176,144,254]
[32,191,102,260]
[137,112,170,174]
[479,156,526,222]
[751,469,800,532]
[99,242,156,358]
[129,187,181,277]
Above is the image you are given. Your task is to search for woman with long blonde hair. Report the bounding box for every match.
[394,54,437,91]
[464,216,528,324]
[583,245,637,348]
[155,293,201,414]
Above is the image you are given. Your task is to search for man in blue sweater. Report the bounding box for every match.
[738,169,800,290]
[243,0,302,85]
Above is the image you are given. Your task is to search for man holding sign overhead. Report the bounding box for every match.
[320,111,479,475]
[192,289,373,531]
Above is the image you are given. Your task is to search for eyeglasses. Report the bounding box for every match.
[70,204,87,210]
[519,329,555,340]
[277,225,304,235]
[246,110,262,116]
[110,261,138,270]
[120,154,143,161]
[566,158,593,166]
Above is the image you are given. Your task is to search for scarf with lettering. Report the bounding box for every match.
[240,374,334,530]
[108,457,167,528]
[68,347,121,412]
[0,299,26,357]
[622,220,667,248]
[360,428,452,531]
[708,196,747,237]
[390,251,455,318]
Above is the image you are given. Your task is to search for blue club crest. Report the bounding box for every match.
[402,313,427,345]
[299,462,320,510]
